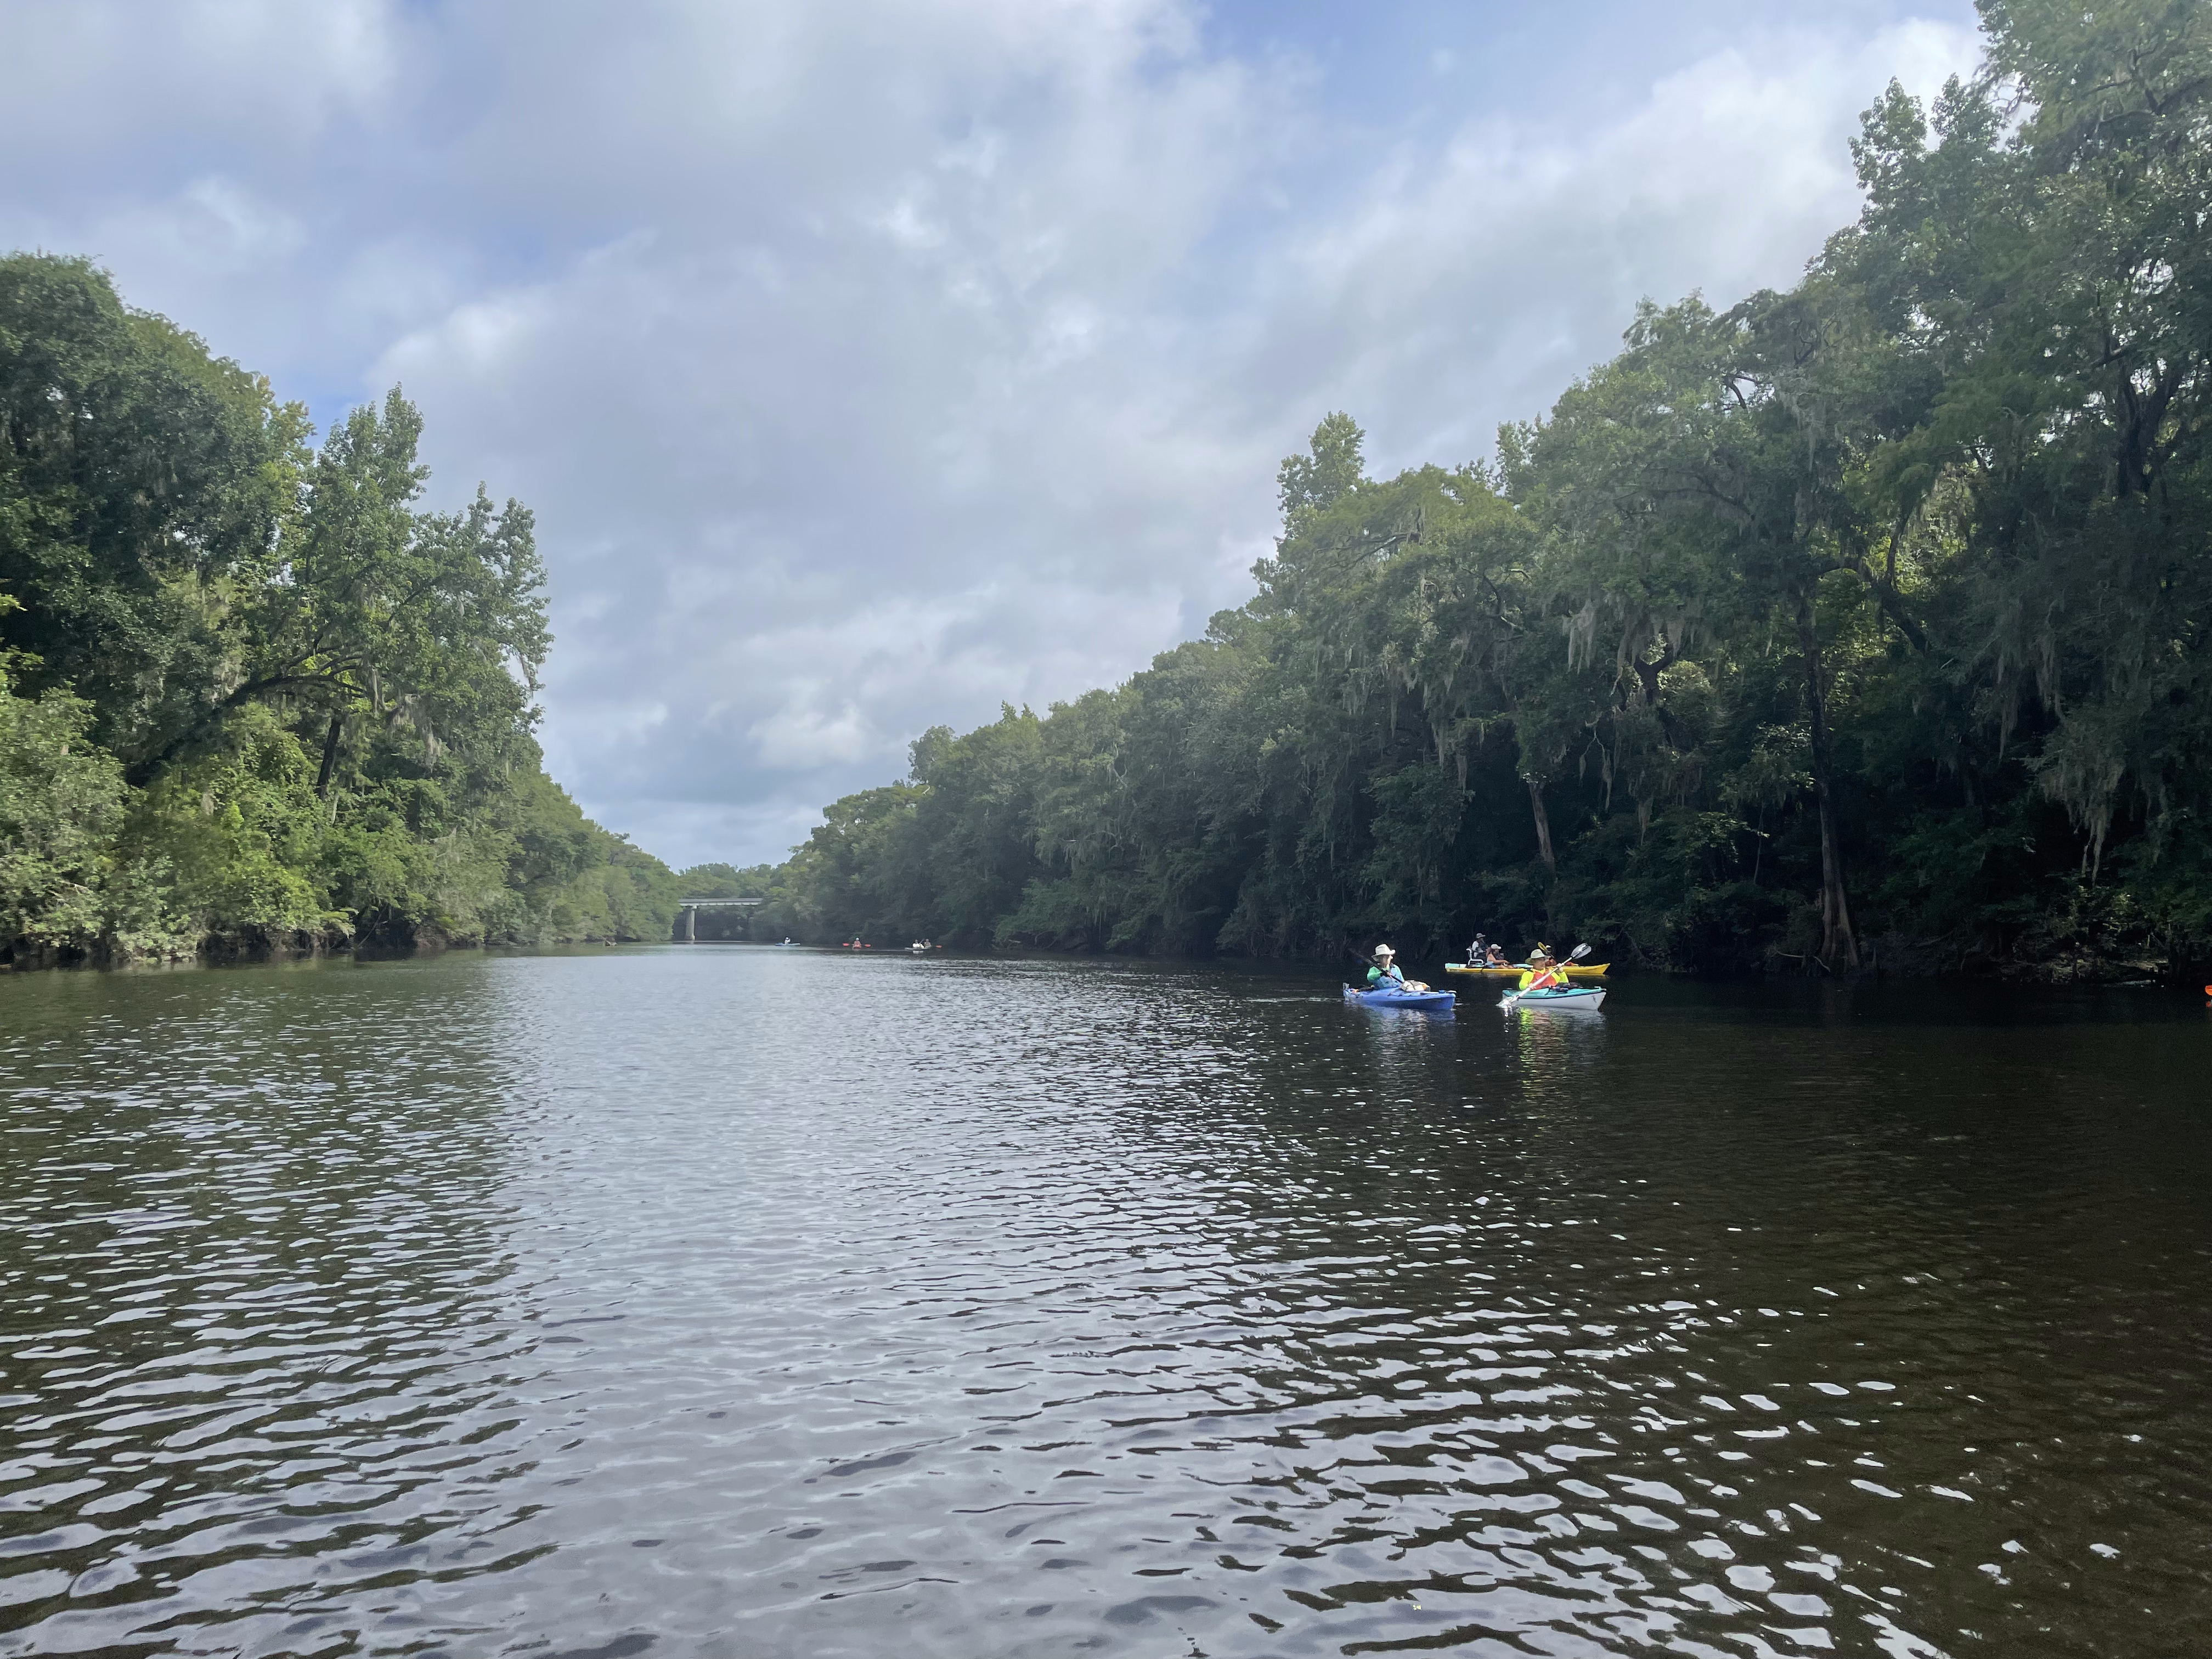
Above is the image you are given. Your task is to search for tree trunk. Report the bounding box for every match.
[1797,593,1859,969]
[315,712,344,799]
[1526,775,1556,874]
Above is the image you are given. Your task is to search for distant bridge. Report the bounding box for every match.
[676,896,763,940]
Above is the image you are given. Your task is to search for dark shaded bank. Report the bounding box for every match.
[1,255,683,970]
[702,4,2212,985]
[660,921,2212,997]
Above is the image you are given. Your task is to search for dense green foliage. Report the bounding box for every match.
[0,256,679,966]
[748,2,2212,978]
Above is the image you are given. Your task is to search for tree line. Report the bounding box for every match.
[1,255,681,966]
[738,2,2212,979]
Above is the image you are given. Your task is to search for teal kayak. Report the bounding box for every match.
[1502,984,1606,1011]
[1344,984,1455,1012]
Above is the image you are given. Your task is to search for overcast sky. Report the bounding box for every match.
[2,0,1983,870]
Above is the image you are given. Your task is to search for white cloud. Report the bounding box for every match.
[748,704,875,771]
[1,0,1987,870]
[1240,19,1983,472]
[0,0,398,157]
[148,177,308,273]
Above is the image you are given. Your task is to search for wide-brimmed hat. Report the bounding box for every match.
[1374,943,1396,957]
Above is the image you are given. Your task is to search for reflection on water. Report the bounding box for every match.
[2,951,2208,1657]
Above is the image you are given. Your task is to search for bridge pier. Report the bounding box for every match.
[674,896,763,943]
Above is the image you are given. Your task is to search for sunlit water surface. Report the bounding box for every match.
[2,948,2208,1657]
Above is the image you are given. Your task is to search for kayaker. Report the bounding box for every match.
[1367,945,1407,989]
[1484,943,1511,967]
[1465,932,1489,965]
[1518,944,1563,993]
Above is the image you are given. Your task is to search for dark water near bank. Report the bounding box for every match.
[2,950,2209,1658]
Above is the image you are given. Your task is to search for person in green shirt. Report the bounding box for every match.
[1366,944,1407,988]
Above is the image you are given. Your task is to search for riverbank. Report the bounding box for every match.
[22,927,2174,992]
[0,916,671,973]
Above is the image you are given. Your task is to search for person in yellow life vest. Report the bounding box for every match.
[1517,944,1563,993]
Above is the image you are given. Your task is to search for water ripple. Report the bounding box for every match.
[2,952,2208,1656]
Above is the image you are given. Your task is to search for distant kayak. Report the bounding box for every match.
[1502,985,1606,1011]
[1344,984,1455,1012]
[1448,961,1609,979]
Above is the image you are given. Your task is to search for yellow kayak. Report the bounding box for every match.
[1446,961,1609,979]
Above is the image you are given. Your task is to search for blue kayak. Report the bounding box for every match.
[1343,983,1455,1012]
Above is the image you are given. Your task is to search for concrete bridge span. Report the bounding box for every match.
[675,898,763,941]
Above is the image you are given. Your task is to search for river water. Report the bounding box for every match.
[2,948,2207,1658]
